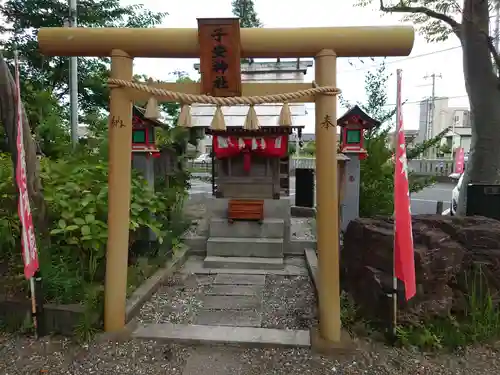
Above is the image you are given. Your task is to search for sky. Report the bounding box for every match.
[121,0,468,133]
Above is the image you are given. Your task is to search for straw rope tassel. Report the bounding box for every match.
[244,104,260,130]
[278,101,292,126]
[210,106,226,130]
[144,78,161,120]
[144,96,161,120]
[177,104,192,127]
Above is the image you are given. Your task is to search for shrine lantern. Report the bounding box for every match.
[338,105,380,160]
[131,106,160,159]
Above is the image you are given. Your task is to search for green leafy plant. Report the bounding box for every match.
[0,147,189,338]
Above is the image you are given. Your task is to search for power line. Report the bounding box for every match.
[380,95,468,107]
[339,46,462,74]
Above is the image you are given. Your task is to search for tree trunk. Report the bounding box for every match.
[0,54,49,237]
[457,0,500,215]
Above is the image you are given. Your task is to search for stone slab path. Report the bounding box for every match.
[197,274,264,326]
[134,256,316,347]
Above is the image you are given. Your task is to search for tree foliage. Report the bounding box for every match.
[0,0,167,130]
[231,0,263,28]
[232,0,262,63]
[355,0,500,215]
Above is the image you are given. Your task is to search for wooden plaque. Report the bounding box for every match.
[197,18,242,97]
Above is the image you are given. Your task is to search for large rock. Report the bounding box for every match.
[341,215,500,324]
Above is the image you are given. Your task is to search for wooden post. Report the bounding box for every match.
[315,49,341,342]
[104,49,133,332]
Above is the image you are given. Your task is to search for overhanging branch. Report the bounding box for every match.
[379,0,462,36]
[485,34,500,76]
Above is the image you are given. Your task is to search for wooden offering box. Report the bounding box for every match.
[228,199,264,222]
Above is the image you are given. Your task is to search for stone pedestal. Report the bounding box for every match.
[204,198,291,270]
[341,154,360,232]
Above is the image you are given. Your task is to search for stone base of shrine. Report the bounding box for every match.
[203,197,290,270]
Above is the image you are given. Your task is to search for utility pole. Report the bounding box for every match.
[423,73,442,141]
[68,0,79,148]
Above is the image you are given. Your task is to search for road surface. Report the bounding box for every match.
[189,174,455,215]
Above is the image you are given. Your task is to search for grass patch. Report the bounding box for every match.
[396,267,500,351]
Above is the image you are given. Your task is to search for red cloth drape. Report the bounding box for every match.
[213,135,288,172]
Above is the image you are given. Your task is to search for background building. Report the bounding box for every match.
[417,97,471,158]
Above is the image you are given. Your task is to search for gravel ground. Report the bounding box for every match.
[137,274,209,325]
[291,218,315,240]
[0,333,189,375]
[1,332,499,374]
[261,275,317,330]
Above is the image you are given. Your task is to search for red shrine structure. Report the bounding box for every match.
[207,125,303,221]
[337,105,380,160]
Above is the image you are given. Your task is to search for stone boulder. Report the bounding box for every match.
[341,215,500,324]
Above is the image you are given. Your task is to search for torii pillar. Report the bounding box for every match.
[37,25,414,343]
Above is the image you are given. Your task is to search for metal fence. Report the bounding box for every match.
[189,157,458,178]
[290,157,457,177]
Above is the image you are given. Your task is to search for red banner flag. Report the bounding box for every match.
[394,70,416,300]
[15,54,39,279]
[454,147,465,174]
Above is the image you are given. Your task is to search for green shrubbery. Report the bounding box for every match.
[0,148,189,337]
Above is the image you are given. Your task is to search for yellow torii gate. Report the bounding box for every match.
[38,24,414,344]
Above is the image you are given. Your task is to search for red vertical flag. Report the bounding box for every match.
[394,70,416,300]
[15,53,39,279]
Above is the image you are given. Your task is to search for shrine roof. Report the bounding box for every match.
[205,125,304,136]
[133,106,164,127]
[337,105,381,129]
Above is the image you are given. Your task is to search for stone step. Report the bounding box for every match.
[133,323,311,348]
[206,284,264,296]
[201,295,261,310]
[214,274,266,285]
[203,256,284,270]
[195,310,262,327]
[207,237,283,258]
[209,218,285,238]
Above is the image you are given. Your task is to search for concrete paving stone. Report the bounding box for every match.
[195,310,262,327]
[201,295,261,310]
[203,256,284,270]
[182,347,248,375]
[209,217,285,238]
[180,256,308,276]
[214,274,266,285]
[207,237,283,258]
[206,284,263,296]
[285,256,307,267]
[133,323,311,348]
[195,275,214,285]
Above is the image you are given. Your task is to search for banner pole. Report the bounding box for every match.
[29,277,39,338]
[391,68,403,343]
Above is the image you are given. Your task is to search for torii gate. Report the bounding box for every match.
[38,23,414,344]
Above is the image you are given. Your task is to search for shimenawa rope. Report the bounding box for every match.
[108,78,341,105]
